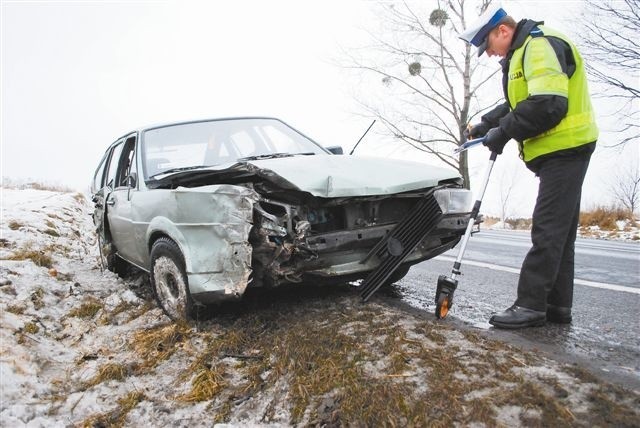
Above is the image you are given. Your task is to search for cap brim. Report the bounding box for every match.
[477,39,488,57]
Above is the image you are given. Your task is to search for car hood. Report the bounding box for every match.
[247,155,460,197]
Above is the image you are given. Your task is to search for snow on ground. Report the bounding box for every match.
[487,217,640,241]
[577,220,640,241]
[1,187,639,426]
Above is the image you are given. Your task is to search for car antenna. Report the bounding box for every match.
[349,119,376,155]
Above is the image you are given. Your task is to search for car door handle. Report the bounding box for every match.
[106,198,115,206]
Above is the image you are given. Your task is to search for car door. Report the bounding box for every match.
[91,150,111,241]
[105,135,139,263]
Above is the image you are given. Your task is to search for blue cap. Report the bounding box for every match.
[459,5,508,56]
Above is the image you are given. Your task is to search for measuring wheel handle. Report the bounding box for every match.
[435,275,458,319]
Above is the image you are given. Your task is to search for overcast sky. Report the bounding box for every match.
[2,0,637,217]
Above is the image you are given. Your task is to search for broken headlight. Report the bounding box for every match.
[434,188,473,214]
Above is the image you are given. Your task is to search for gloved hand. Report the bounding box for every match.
[463,122,490,140]
[483,127,510,155]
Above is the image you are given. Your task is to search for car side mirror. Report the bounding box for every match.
[326,146,343,155]
[127,173,137,188]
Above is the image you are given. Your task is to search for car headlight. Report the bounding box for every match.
[434,188,473,214]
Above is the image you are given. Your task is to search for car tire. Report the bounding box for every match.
[150,237,196,321]
[383,265,411,287]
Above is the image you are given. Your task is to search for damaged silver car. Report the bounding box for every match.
[91,117,472,319]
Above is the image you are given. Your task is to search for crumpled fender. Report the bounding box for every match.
[143,184,259,298]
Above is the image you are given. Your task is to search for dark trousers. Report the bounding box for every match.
[515,155,591,312]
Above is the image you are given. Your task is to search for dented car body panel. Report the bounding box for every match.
[135,185,258,299]
[91,117,472,305]
[243,155,459,197]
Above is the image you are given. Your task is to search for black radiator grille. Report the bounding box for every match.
[360,195,443,301]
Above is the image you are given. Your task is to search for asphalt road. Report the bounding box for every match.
[392,229,640,390]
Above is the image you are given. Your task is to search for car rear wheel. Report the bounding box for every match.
[150,237,195,321]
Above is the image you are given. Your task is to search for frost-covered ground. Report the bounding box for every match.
[1,187,639,427]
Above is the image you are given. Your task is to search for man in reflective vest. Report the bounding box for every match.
[459,5,598,329]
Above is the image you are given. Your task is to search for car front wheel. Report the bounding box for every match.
[383,265,411,287]
[150,237,195,321]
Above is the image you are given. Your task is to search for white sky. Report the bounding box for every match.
[2,0,637,217]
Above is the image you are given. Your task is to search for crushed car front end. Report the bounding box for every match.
[249,184,472,287]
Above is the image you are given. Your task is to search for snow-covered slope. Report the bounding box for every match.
[1,187,638,426]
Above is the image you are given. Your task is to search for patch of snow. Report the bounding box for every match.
[489,221,513,230]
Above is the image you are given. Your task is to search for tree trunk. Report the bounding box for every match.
[459,151,470,190]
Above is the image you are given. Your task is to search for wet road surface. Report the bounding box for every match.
[392,230,640,390]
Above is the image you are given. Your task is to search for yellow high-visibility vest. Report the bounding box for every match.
[507,25,598,162]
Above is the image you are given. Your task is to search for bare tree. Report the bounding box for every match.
[579,0,639,146]
[344,0,500,188]
[497,167,519,226]
[609,164,640,215]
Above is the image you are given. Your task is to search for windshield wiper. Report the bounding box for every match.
[150,165,208,179]
[237,152,316,162]
[237,153,293,161]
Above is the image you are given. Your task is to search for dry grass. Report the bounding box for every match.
[68,298,103,319]
[165,287,640,427]
[586,384,640,427]
[99,301,136,325]
[179,365,227,402]
[186,298,511,425]
[43,229,60,237]
[129,323,190,374]
[5,247,54,269]
[579,206,635,229]
[31,287,45,310]
[484,206,637,231]
[23,321,40,334]
[5,304,26,315]
[80,390,145,428]
[8,220,23,230]
[84,362,129,388]
[124,301,155,323]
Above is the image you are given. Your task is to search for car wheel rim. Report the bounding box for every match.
[153,256,187,319]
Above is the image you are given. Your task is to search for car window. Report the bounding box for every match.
[142,118,327,179]
[92,152,109,193]
[106,142,125,189]
[115,137,136,188]
[229,130,259,157]
[259,124,300,154]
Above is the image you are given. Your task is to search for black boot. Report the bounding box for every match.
[547,304,572,324]
[489,305,546,329]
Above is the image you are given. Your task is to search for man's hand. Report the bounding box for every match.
[463,122,490,140]
[483,127,510,155]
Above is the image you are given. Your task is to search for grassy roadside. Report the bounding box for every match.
[75,284,640,427]
[483,206,639,240]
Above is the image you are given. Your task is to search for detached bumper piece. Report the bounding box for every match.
[360,195,443,301]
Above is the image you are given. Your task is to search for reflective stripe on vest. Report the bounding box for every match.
[507,25,598,162]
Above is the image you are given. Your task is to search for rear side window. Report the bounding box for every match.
[115,137,136,188]
[92,153,109,193]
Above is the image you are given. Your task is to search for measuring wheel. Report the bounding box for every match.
[435,292,453,319]
[435,275,458,320]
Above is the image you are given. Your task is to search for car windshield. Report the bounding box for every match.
[141,118,327,179]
